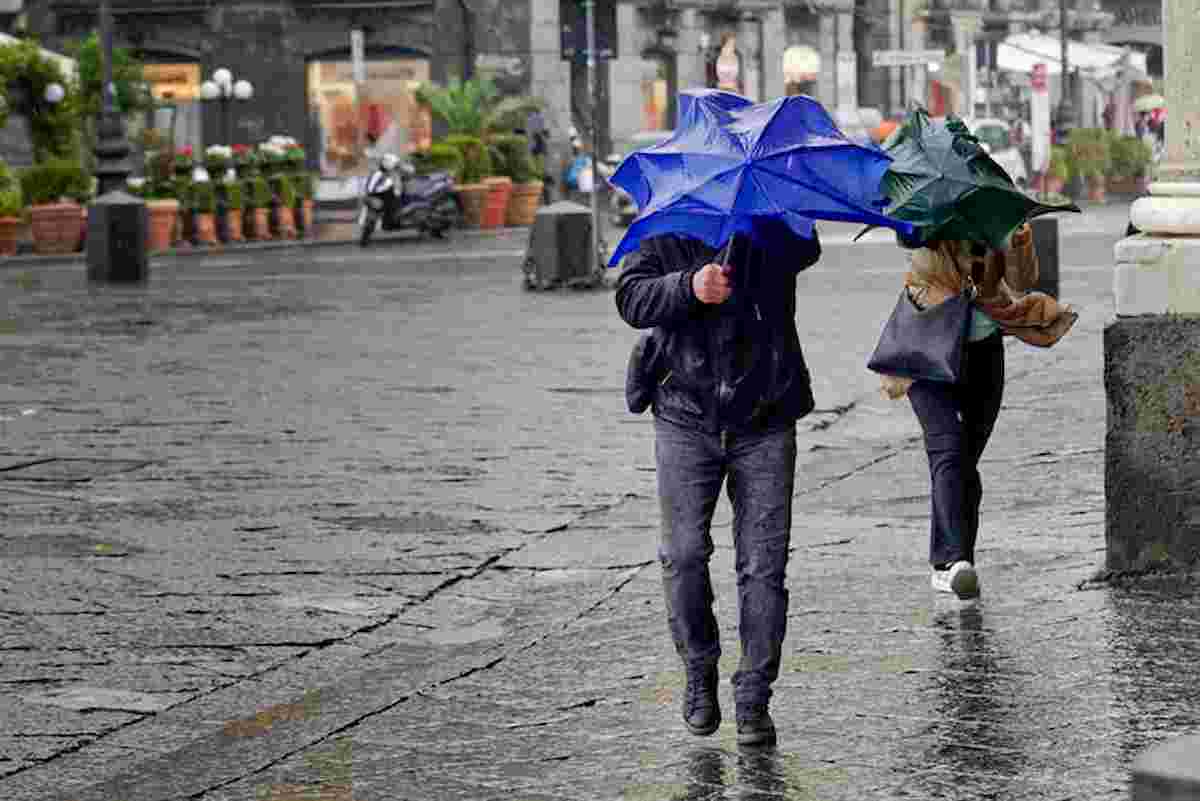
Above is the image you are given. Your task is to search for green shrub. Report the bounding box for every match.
[1066,128,1111,180]
[489,133,537,183]
[1108,134,1153,180]
[192,181,216,214]
[412,143,464,177]
[1048,145,1072,182]
[297,172,316,201]
[272,174,296,207]
[222,181,243,210]
[19,160,91,206]
[246,176,271,208]
[443,134,492,184]
[0,187,22,217]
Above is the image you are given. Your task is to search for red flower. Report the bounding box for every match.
[179,146,194,157]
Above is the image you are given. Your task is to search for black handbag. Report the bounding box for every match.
[625,331,661,413]
[867,288,973,384]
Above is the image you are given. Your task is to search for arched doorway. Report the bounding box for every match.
[306,46,431,178]
[138,47,204,154]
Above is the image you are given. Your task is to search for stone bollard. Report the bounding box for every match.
[1104,0,1200,573]
[1132,734,1200,800]
[522,201,602,290]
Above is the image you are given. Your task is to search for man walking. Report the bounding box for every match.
[615,222,822,746]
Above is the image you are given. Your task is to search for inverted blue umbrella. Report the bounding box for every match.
[607,89,914,267]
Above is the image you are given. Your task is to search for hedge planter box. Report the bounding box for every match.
[0,216,19,256]
[30,202,84,254]
[146,199,180,252]
[506,181,544,226]
[481,177,512,229]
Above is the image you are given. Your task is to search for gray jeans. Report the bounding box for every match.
[653,417,796,707]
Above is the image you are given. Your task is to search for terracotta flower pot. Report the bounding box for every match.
[29,202,84,255]
[254,207,272,240]
[195,212,218,245]
[146,199,180,253]
[506,181,545,226]
[225,209,245,242]
[275,205,298,239]
[481,176,513,229]
[1087,176,1107,204]
[457,183,489,229]
[302,199,315,236]
[0,216,20,256]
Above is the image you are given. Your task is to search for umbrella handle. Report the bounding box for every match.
[719,234,735,271]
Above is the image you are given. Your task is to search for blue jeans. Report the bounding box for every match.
[907,334,1005,567]
[653,418,796,707]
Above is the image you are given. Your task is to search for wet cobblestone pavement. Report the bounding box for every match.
[3,221,1199,800]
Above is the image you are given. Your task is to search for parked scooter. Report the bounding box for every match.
[357,153,462,246]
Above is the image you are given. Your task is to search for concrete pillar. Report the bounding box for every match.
[738,13,761,102]
[1106,0,1200,573]
[908,8,928,110]
[760,6,786,101]
[951,12,982,118]
[888,0,902,114]
[836,5,857,111]
[609,2,644,149]
[676,8,705,94]
[818,12,836,109]
[529,0,571,143]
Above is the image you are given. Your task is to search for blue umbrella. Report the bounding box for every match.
[607,89,914,267]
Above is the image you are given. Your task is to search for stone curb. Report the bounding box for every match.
[0,224,534,271]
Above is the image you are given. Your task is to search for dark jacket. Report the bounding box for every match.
[615,230,822,434]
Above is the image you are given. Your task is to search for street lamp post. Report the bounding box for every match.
[87,0,148,283]
[200,68,253,146]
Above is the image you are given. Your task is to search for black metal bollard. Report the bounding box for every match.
[1029,216,1059,298]
[522,201,601,290]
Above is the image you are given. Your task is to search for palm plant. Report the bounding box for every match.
[414,77,543,140]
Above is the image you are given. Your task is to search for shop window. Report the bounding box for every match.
[143,63,202,152]
[307,57,431,177]
[641,58,670,131]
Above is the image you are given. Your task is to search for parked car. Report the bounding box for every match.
[962,117,1029,187]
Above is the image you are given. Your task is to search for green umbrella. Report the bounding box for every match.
[871,108,1078,250]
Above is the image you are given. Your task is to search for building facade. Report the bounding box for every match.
[2,0,1159,179]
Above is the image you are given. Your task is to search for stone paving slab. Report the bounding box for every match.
[3,227,1200,801]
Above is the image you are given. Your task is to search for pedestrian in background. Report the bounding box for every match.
[880,226,1077,599]
[615,222,822,746]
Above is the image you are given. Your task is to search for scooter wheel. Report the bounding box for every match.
[358,211,377,247]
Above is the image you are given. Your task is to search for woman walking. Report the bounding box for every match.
[880,224,1077,599]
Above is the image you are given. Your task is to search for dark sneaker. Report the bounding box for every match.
[736,703,776,746]
[682,666,720,736]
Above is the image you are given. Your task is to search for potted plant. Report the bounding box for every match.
[492,134,544,226]
[444,134,492,228]
[174,145,194,177]
[1107,134,1153,196]
[295,171,315,237]
[244,175,272,240]
[1067,128,1112,203]
[191,180,218,245]
[19,159,90,254]
[0,161,23,256]
[204,144,232,176]
[222,180,245,243]
[233,144,255,178]
[271,173,298,239]
[1045,145,1071,196]
[136,149,179,252]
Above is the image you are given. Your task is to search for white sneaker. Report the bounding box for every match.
[930,561,980,599]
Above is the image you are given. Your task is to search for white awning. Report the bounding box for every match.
[997,32,1145,79]
[0,32,77,81]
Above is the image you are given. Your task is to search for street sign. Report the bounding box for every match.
[560,0,617,61]
[872,49,946,68]
[350,29,365,84]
